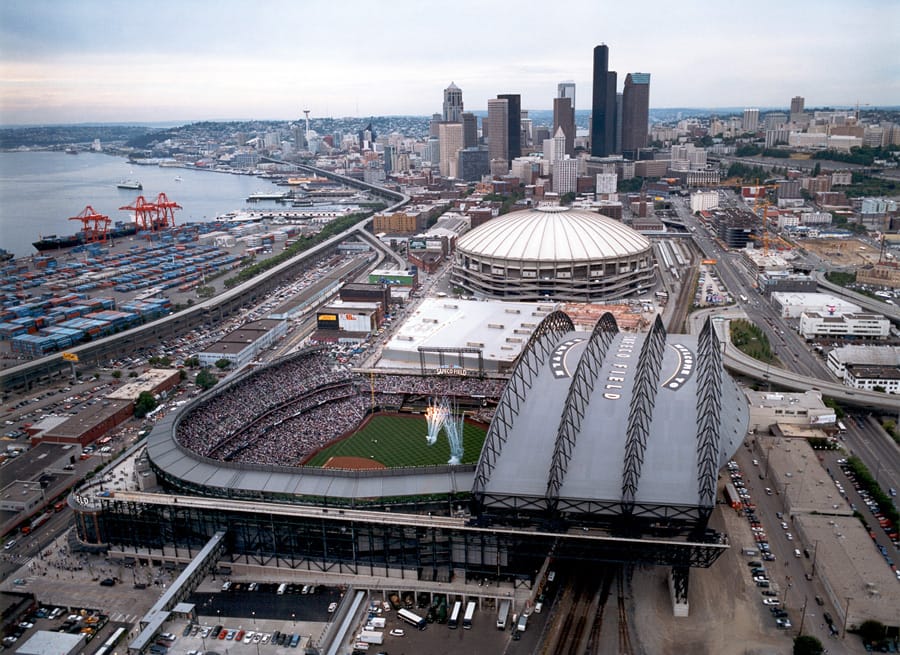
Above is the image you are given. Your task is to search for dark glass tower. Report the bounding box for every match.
[591,45,616,157]
[497,93,521,162]
[622,73,651,155]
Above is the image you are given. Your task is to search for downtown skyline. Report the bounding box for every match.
[1,0,898,126]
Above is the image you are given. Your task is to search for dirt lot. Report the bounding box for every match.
[629,504,792,655]
[798,237,882,267]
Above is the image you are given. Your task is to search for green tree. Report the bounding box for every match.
[195,368,218,391]
[793,635,823,655]
[133,391,158,419]
[811,162,821,177]
[214,358,232,370]
[111,370,122,380]
[559,192,577,206]
[857,620,886,645]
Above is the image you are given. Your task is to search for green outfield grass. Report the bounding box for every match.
[304,413,487,468]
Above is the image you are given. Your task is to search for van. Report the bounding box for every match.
[793,549,802,558]
[277,583,287,595]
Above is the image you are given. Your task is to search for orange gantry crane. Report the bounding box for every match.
[119,194,182,234]
[68,205,111,244]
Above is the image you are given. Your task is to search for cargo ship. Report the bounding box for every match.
[32,222,138,252]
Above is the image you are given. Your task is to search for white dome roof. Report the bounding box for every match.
[457,206,651,263]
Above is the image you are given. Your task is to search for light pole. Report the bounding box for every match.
[842,597,851,638]
[252,611,255,628]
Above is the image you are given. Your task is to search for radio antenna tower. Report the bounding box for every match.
[303,109,311,141]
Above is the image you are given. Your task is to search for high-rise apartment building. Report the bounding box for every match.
[497,94,522,162]
[591,45,617,157]
[553,157,577,194]
[621,72,651,155]
[443,82,464,122]
[461,112,478,149]
[558,81,576,109]
[742,108,759,133]
[438,122,464,179]
[553,97,576,157]
[487,98,509,166]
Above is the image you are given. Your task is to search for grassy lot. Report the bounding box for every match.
[304,413,487,468]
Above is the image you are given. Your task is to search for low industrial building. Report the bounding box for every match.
[770,292,860,319]
[826,345,900,378]
[744,390,836,433]
[196,318,287,369]
[105,369,181,402]
[37,400,134,447]
[376,298,555,374]
[757,272,817,295]
[762,437,852,517]
[14,631,85,655]
[798,312,891,341]
[794,514,900,632]
[844,364,900,393]
[314,301,383,342]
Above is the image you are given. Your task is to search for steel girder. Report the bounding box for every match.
[473,311,574,496]
[695,317,723,510]
[621,315,666,512]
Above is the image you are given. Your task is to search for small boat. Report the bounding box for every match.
[117,179,143,190]
[174,176,183,182]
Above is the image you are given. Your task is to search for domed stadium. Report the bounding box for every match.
[451,205,656,301]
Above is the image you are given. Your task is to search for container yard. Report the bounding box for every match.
[1,215,312,363]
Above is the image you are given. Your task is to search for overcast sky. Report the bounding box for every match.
[1,0,897,125]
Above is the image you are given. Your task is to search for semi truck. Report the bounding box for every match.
[496,600,511,630]
[357,630,383,645]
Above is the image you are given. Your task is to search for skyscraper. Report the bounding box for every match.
[621,72,651,155]
[443,82,464,122]
[438,122,464,179]
[742,108,759,133]
[487,99,509,166]
[558,81,576,109]
[461,112,478,149]
[553,97,575,157]
[790,96,805,115]
[497,94,521,162]
[591,45,616,157]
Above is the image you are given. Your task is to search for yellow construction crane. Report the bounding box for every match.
[752,181,779,256]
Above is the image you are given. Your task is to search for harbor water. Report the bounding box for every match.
[0,151,284,258]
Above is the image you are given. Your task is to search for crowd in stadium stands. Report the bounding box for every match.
[176,349,505,463]
[371,374,506,398]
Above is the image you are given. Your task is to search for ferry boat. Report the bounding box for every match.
[117,179,143,190]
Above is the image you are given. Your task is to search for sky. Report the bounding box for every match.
[1,0,898,126]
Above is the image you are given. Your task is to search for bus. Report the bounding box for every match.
[496,599,511,630]
[448,601,462,629]
[397,608,427,630]
[836,420,847,433]
[94,627,127,655]
[463,601,476,629]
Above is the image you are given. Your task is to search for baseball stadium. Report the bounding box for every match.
[70,310,747,609]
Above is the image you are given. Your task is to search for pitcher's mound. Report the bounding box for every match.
[322,456,387,470]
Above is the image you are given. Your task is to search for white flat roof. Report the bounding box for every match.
[771,292,861,310]
[378,298,556,369]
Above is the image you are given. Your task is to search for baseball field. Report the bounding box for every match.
[303,413,488,469]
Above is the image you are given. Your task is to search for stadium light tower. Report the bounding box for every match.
[303,109,311,141]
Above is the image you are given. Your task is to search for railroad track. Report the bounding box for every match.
[616,567,634,655]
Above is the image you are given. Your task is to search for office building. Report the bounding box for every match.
[591,45,616,157]
[462,112,478,149]
[487,98,509,165]
[558,80,576,108]
[790,96,805,115]
[621,73,651,154]
[443,82,464,122]
[553,97,576,157]
[497,94,522,161]
[742,108,759,133]
[438,122,464,179]
[553,158,578,194]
